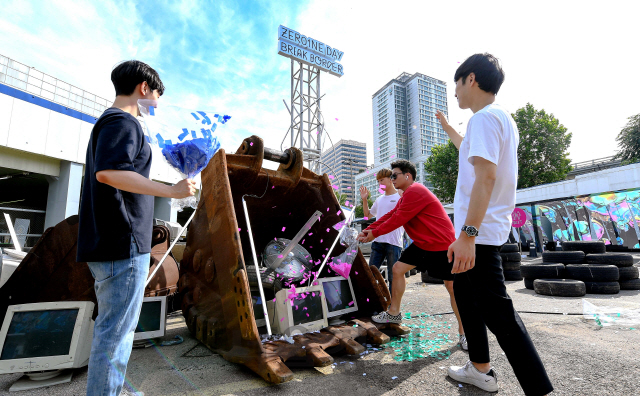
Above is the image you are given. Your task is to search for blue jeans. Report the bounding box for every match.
[86,237,149,396]
[369,242,402,293]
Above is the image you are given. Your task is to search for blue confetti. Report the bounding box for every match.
[178,128,189,141]
[191,112,200,121]
[197,111,211,125]
[191,130,197,138]
[161,137,221,178]
[149,106,155,116]
[156,133,165,148]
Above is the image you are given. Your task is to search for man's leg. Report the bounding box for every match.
[385,244,402,296]
[368,242,385,269]
[444,281,464,334]
[86,239,149,396]
[452,245,553,395]
[388,261,414,315]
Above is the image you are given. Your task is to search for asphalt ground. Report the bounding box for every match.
[0,258,638,395]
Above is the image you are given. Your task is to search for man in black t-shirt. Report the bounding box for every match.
[78,61,195,396]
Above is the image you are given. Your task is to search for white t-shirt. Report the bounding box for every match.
[369,193,404,248]
[453,103,519,246]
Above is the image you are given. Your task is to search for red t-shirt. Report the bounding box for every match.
[366,183,455,251]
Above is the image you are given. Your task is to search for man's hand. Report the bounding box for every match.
[172,179,197,199]
[359,185,369,200]
[435,110,450,129]
[358,229,375,243]
[447,236,476,274]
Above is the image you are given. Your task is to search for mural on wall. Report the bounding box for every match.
[516,189,640,249]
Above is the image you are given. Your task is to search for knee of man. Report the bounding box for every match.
[392,264,406,276]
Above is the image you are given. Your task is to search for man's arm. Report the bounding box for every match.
[366,191,426,237]
[97,170,195,198]
[436,110,463,149]
[359,186,372,219]
[448,157,497,273]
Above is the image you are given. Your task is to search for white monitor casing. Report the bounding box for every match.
[269,286,328,335]
[0,301,95,374]
[133,296,167,341]
[317,276,358,318]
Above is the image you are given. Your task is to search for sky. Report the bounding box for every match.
[1,0,639,169]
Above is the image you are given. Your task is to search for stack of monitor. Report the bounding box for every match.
[265,275,358,335]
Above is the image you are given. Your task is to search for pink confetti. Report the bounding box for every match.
[327,207,330,212]
[272,186,275,189]
[310,246,313,248]
[238,228,241,232]
[320,239,323,243]
[306,313,310,317]
[272,206,276,208]
[303,307,308,310]
[348,301,354,306]
[326,228,330,232]
[347,187,351,190]
[377,147,380,151]
[364,217,368,220]
[378,189,384,194]
[312,292,315,297]
[273,298,276,302]
[335,118,339,121]
[366,170,370,174]
[278,255,283,258]
[329,175,335,180]
[390,154,395,159]
[380,185,386,189]
[250,142,254,146]
[282,227,286,232]
[367,298,369,302]
[355,271,358,275]
[336,210,341,216]
[295,305,298,310]
[308,232,313,236]
[281,317,284,322]
[302,239,305,244]
[345,200,350,206]
[332,185,339,190]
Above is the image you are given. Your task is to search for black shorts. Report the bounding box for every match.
[398,243,454,281]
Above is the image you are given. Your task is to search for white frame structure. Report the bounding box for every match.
[318,276,358,318]
[133,296,167,341]
[0,301,94,373]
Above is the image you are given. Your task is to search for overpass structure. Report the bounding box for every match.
[0,54,183,248]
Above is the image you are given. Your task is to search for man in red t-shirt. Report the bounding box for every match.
[358,159,457,324]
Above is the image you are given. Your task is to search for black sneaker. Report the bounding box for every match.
[372,311,402,324]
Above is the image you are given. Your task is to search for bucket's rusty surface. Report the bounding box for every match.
[179,136,409,384]
[0,217,180,320]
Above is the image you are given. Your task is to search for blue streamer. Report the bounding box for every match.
[178,128,189,141]
[191,112,200,120]
[197,111,211,125]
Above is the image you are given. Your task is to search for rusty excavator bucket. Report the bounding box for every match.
[179,136,409,384]
[0,216,181,320]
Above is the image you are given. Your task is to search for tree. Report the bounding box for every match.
[424,141,459,203]
[514,103,572,189]
[615,114,640,164]
[354,196,374,218]
[334,191,348,206]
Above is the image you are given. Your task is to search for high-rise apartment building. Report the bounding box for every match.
[320,139,366,202]
[356,72,449,203]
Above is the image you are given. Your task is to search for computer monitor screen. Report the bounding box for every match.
[319,276,358,318]
[136,301,162,333]
[291,293,324,325]
[0,309,78,360]
[251,292,266,327]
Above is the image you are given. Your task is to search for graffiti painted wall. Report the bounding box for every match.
[515,189,640,248]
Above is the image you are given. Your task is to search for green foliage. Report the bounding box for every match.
[424,141,459,203]
[514,103,572,189]
[615,114,640,164]
[334,191,348,206]
[354,196,374,218]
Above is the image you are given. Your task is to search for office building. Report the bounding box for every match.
[356,72,449,203]
[320,139,366,202]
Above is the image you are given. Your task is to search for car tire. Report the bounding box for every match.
[501,252,522,262]
[542,251,585,264]
[561,241,606,254]
[533,279,586,297]
[524,278,535,290]
[502,260,521,271]
[619,278,640,290]
[618,266,639,281]
[584,281,620,294]
[520,263,565,279]
[504,269,523,281]
[565,264,619,282]
[500,244,519,253]
[585,253,634,267]
[421,271,444,284]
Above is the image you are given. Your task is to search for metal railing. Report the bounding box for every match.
[567,156,622,177]
[0,54,110,119]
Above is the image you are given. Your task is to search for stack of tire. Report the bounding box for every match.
[521,241,640,297]
[500,243,523,280]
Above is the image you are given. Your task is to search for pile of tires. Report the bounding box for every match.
[527,241,639,297]
[500,244,523,281]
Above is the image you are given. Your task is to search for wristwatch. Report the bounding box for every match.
[461,225,479,237]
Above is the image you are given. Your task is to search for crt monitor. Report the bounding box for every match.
[0,301,95,374]
[134,296,167,341]
[251,290,266,328]
[318,276,358,318]
[269,286,328,335]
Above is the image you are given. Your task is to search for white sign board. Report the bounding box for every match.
[278,25,344,77]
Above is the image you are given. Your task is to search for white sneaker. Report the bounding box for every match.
[459,334,468,351]
[371,311,403,324]
[447,360,498,392]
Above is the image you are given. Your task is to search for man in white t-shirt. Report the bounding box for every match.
[359,169,403,293]
[437,53,552,396]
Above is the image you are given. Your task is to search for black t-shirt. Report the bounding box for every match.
[77,108,153,262]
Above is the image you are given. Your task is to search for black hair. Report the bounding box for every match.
[390,159,417,181]
[454,53,504,95]
[111,60,165,97]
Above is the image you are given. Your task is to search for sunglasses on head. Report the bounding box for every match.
[389,172,404,180]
